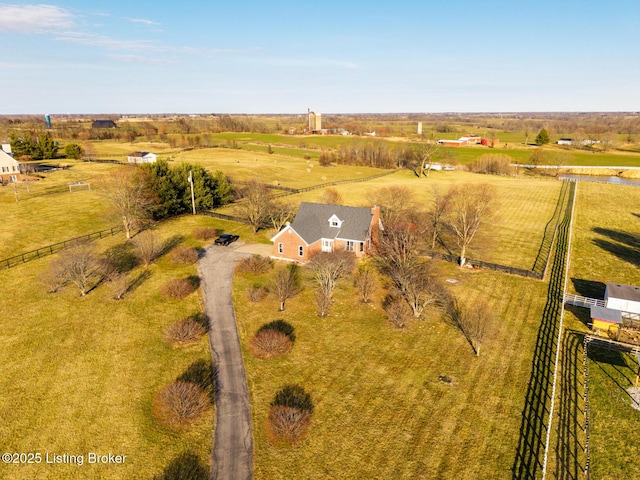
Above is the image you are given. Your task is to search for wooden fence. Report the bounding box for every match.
[425,251,543,279]
[0,226,124,270]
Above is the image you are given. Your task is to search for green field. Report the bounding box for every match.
[235,262,548,478]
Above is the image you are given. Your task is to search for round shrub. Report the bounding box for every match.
[267,384,314,446]
[246,285,268,303]
[249,320,295,359]
[161,278,198,300]
[236,255,273,274]
[166,318,207,346]
[153,381,210,429]
[192,227,218,240]
[170,246,199,264]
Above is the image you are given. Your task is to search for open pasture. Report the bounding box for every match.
[172,147,387,188]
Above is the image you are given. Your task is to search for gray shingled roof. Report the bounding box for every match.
[606,283,640,302]
[290,202,373,244]
[590,305,623,323]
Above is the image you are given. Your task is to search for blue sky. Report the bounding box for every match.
[1,1,639,114]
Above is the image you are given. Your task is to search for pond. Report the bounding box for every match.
[558,174,640,187]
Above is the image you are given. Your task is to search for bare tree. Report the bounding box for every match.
[398,261,445,318]
[236,180,272,232]
[82,142,96,162]
[47,242,99,296]
[428,185,450,250]
[446,183,495,266]
[366,185,414,228]
[99,168,155,239]
[267,201,297,232]
[353,265,376,303]
[133,230,161,266]
[447,297,493,356]
[308,251,355,317]
[319,187,343,205]
[271,264,301,311]
[415,140,440,178]
[382,293,412,328]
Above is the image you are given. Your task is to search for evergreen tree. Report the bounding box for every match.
[64,143,83,160]
[535,128,550,145]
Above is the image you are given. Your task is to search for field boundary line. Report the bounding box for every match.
[542,180,577,479]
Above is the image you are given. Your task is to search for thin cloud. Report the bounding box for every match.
[124,17,161,27]
[107,54,174,65]
[0,4,75,33]
[246,57,358,69]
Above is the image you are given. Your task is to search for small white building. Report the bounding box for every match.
[605,282,640,315]
[127,151,157,164]
[557,138,574,145]
[0,147,20,184]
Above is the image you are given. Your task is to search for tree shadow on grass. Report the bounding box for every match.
[153,451,209,480]
[592,238,640,269]
[177,359,217,405]
[159,235,186,258]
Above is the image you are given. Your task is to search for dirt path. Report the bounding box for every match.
[198,243,253,480]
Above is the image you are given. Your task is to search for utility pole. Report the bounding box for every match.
[188,170,196,215]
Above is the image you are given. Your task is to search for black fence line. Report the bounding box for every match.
[82,158,126,165]
[0,225,124,270]
[198,210,249,224]
[425,251,543,279]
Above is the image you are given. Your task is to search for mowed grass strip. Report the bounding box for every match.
[0,216,224,480]
[234,263,548,479]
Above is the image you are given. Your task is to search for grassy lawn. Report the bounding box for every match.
[563,180,640,478]
[234,260,549,478]
[0,215,238,479]
[0,162,121,259]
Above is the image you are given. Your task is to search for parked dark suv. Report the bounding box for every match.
[214,233,240,246]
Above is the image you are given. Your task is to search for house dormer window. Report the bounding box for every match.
[328,214,343,228]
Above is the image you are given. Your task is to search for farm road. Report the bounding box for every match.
[198,242,254,480]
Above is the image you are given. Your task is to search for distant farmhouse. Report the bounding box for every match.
[92,120,117,129]
[127,151,157,164]
[557,138,574,145]
[438,134,498,147]
[271,202,382,262]
[0,144,20,184]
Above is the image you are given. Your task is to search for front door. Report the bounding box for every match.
[321,239,333,252]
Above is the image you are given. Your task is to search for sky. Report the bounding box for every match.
[1,0,640,114]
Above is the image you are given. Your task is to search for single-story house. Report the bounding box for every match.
[127,151,157,164]
[605,282,640,315]
[271,202,382,262]
[92,120,117,129]
[0,146,20,184]
[557,138,574,145]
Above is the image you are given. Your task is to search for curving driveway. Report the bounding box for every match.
[198,242,253,480]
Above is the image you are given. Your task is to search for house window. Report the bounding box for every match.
[298,246,304,257]
[359,242,365,252]
[345,241,354,252]
[331,220,339,227]
[278,243,284,254]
